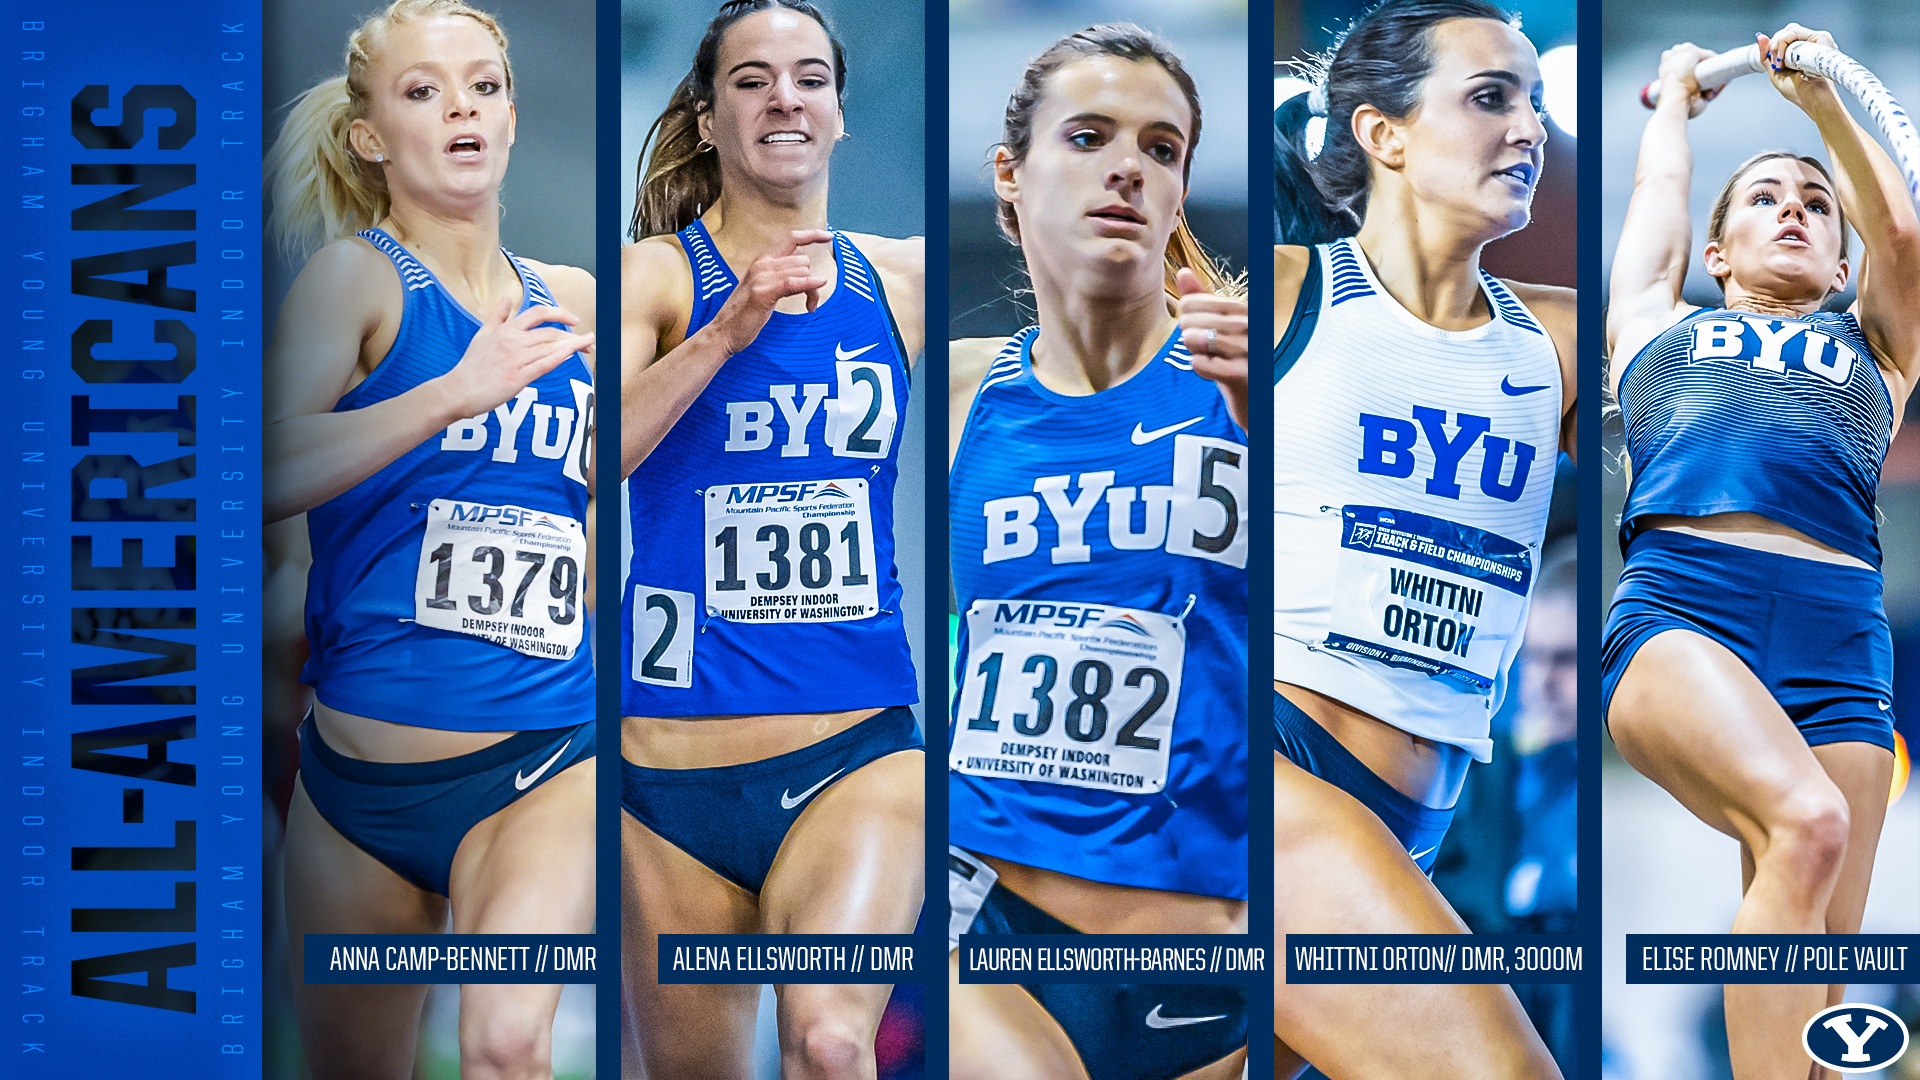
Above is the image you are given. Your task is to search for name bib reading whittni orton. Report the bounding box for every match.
[952,598,1186,794]
[702,477,880,622]
[414,499,586,659]
[1324,505,1532,690]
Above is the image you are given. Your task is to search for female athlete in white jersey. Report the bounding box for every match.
[946,25,1250,1080]
[619,2,925,1076]
[264,2,596,1077]
[1272,0,1574,1075]
[1608,24,1919,1079]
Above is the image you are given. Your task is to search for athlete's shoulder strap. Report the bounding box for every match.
[356,227,434,292]
[976,328,1034,402]
[677,219,736,311]
[1478,271,1546,336]
[504,250,559,312]
[1274,244,1324,384]
[835,232,914,385]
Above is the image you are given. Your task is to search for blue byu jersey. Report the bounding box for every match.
[949,327,1248,901]
[1621,308,1892,566]
[303,229,595,731]
[621,221,917,716]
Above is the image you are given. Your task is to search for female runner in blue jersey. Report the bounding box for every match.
[264,2,597,1077]
[1271,0,1575,1075]
[1608,23,1919,1080]
[619,2,926,1077]
[945,25,1250,1080]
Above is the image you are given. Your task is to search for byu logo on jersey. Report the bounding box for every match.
[1688,316,1858,384]
[1802,1003,1909,1072]
[724,353,898,459]
[440,378,594,487]
[980,434,1246,569]
[1356,406,1536,503]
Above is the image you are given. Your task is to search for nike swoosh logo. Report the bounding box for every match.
[1409,845,1438,863]
[1131,417,1203,444]
[1879,701,1891,711]
[781,768,846,810]
[1500,376,1550,396]
[835,342,879,362]
[514,739,571,791]
[1145,1004,1228,1029]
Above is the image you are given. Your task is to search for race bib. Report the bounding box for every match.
[702,477,880,622]
[1324,505,1532,689]
[950,598,1185,794]
[414,500,586,660]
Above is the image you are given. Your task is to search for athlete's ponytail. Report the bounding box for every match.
[632,0,848,240]
[266,0,513,266]
[1276,0,1515,243]
[994,23,1240,300]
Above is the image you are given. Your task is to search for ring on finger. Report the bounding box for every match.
[1205,328,1217,352]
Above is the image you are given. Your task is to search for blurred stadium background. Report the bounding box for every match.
[1600,2,1920,1077]
[1276,0,1580,1074]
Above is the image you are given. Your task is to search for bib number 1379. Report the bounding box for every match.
[413,499,586,660]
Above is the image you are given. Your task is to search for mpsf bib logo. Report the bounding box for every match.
[1803,1003,1909,1072]
[722,481,853,505]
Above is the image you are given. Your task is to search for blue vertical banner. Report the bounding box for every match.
[5,2,261,1077]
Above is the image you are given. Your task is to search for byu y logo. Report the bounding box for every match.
[1802,1003,1909,1072]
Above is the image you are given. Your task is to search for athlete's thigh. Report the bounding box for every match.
[1608,628,1834,846]
[760,748,924,935]
[1811,741,1895,936]
[448,756,595,934]
[1272,752,1559,1079]
[284,777,446,1080]
[949,951,1089,1080]
[620,802,761,1080]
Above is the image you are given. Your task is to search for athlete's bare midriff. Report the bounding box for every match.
[1273,681,1471,809]
[311,699,516,763]
[620,708,889,769]
[1639,510,1872,569]
[978,854,1247,936]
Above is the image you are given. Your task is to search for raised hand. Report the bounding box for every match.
[1760,25,1842,113]
[439,295,593,417]
[1175,266,1248,430]
[1658,42,1720,118]
[708,229,836,357]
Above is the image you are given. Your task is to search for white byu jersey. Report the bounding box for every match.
[1273,238,1562,760]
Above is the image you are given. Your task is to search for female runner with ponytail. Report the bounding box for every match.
[619,1,926,1075]
[265,2,596,1077]
[1272,0,1574,1075]
[946,24,1250,1080]
[1608,25,1919,1079]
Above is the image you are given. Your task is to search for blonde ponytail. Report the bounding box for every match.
[266,0,513,266]
[266,76,388,267]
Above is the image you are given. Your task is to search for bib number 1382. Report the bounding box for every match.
[950,599,1185,794]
